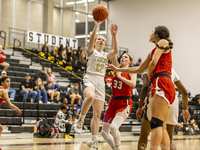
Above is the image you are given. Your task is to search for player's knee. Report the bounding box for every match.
[150,117,163,129]
[86,93,95,101]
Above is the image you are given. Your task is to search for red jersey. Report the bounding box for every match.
[111,72,132,97]
[150,48,175,104]
[150,48,172,76]
[103,72,133,123]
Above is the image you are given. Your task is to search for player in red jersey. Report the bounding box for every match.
[102,52,137,150]
[0,76,22,135]
[108,26,175,150]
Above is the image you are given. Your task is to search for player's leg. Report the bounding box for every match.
[150,94,170,150]
[102,101,116,149]
[76,86,95,130]
[88,99,104,149]
[91,99,104,141]
[110,106,130,150]
[167,125,176,150]
[138,117,151,150]
[102,122,115,149]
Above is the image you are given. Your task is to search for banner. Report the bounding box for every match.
[27,31,78,49]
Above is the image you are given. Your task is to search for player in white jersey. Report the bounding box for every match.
[166,69,190,150]
[136,69,190,150]
[75,22,119,149]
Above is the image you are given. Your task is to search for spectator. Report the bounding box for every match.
[45,68,60,94]
[65,47,72,66]
[34,77,48,104]
[19,73,37,103]
[54,104,73,139]
[41,42,49,58]
[46,83,60,103]
[68,83,82,114]
[1,71,16,101]
[79,48,87,68]
[0,44,9,71]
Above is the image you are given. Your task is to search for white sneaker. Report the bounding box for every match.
[74,120,84,133]
[86,140,98,150]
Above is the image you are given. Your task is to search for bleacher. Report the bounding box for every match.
[0,47,141,133]
[0,48,69,132]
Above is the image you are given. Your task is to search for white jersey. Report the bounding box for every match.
[167,68,180,125]
[86,49,108,77]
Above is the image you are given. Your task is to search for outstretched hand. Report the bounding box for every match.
[110,24,118,36]
[107,64,118,71]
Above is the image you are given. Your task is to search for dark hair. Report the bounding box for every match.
[154,25,173,49]
[0,76,9,85]
[154,26,170,39]
[117,52,133,64]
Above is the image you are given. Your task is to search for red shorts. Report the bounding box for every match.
[151,76,175,104]
[103,99,132,123]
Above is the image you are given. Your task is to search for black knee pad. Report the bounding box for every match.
[150,117,163,129]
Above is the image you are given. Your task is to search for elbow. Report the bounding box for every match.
[150,61,156,68]
[131,83,136,89]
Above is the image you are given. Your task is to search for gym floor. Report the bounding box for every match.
[0,133,200,150]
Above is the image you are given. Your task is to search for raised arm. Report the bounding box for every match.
[107,24,119,66]
[147,39,169,76]
[108,53,151,74]
[87,22,100,56]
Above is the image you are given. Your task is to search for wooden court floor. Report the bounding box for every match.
[0,133,200,150]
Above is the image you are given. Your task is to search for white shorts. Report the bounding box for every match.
[146,96,179,125]
[166,96,179,125]
[83,73,105,102]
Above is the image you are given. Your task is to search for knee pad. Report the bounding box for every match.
[150,117,163,129]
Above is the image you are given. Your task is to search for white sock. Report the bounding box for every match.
[110,115,125,147]
[102,129,115,149]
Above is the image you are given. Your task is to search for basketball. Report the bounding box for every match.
[92,5,109,22]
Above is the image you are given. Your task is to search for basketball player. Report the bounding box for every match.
[108,25,176,150]
[136,69,190,150]
[0,76,22,135]
[75,22,119,149]
[102,52,137,150]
